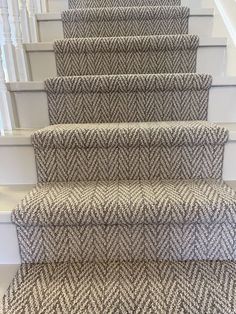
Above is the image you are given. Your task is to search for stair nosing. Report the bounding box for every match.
[36,8,215,21]
[23,37,227,52]
[1,179,236,224]
[1,123,236,147]
[6,76,236,92]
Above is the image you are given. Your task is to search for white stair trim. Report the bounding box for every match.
[7,76,236,92]
[35,8,215,21]
[23,37,228,51]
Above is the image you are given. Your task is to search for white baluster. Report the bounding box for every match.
[0,48,14,131]
[19,0,31,43]
[0,0,18,81]
[27,0,39,42]
[8,0,29,81]
[34,0,43,13]
[40,0,48,13]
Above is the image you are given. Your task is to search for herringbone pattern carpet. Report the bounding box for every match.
[46,74,212,124]
[32,122,228,182]
[54,35,199,76]
[69,0,181,9]
[3,261,236,313]
[62,6,189,38]
[3,0,236,312]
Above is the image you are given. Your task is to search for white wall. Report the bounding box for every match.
[209,0,236,75]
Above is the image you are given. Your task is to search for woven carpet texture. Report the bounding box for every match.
[3,0,236,313]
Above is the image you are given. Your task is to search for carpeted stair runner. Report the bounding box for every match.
[3,0,236,313]
[62,6,189,38]
[12,178,236,262]
[32,121,227,182]
[69,0,181,9]
[10,122,234,264]
[46,73,212,124]
[3,261,236,313]
[54,35,199,76]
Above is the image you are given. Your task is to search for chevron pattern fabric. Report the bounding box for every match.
[3,261,236,313]
[46,74,212,124]
[62,6,189,38]
[13,179,236,227]
[13,179,236,262]
[69,0,181,9]
[54,35,199,76]
[15,221,236,262]
[4,0,236,311]
[32,122,228,182]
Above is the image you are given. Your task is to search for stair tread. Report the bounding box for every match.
[54,34,199,52]
[32,121,228,149]
[62,6,190,21]
[62,6,189,38]
[69,0,181,9]
[3,260,236,313]
[23,37,227,51]
[13,179,236,226]
[46,73,212,124]
[54,34,199,76]
[36,8,215,20]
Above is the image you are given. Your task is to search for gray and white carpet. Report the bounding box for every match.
[3,261,236,313]
[3,1,236,313]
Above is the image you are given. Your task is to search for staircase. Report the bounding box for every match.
[2,0,236,313]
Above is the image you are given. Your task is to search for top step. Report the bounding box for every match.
[68,0,181,9]
[46,0,204,13]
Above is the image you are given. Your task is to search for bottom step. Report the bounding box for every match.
[3,261,236,314]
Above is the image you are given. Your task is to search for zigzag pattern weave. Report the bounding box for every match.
[4,0,236,311]
[16,221,236,262]
[32,121,228,182]
[69,0,181,9]
[46,74,212,124]
[62,7,189,38]
[54,35,199,76]
[3,261,236,313]
[13,179,236,262]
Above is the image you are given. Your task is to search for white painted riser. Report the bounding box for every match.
[24,38,227,80]
[6,78,236,129]
[36,10,214,42]
[45,0,205,13]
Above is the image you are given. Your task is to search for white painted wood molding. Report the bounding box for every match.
[19,0,31,43]
[0,47,14,131]
[214,0,236,45]
[26,0,39,42]
[8,0,29,81]
[40,0,48,13]
[0,0,18,81]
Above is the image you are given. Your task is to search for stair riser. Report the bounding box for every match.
[37,15,213,42]
[1,220,236,264]
[8,84,236,129]
[0,224,20,264]
[0,141,236,185]
[45,0,203,13]
[16,223,236,263]
[24,45,226,81]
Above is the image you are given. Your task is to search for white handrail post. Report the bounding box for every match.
[27,0,39,42]
[19,0,31,43]
[0,48,14,131]
[8,0,29,81]
[0,0,18,81]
